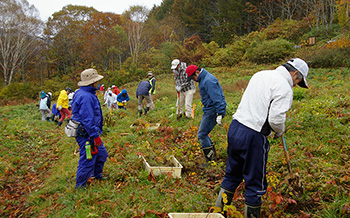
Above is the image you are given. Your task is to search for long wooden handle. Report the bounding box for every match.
[282,136,293,174]
[177,92,180,117]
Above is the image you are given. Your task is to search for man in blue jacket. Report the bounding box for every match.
[71,68,108,188]
[186,65,227,164]
[136,81,152,116]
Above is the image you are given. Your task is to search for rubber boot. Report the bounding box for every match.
[138,110,142,117]
[57,121,63,127]
[212,144,218,159]
[202,146,217,162]
[214,187,234,212]
[144,107,149,115]
[46,117,52,122]
[244,204,261,218]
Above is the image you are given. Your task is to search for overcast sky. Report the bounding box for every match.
[27,0,163,21]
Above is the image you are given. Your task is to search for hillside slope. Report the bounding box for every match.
[1,65,349,217]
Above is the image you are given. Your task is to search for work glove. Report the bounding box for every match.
[122,100,126,103]
[175,86,181,92]
[216,115,223,126]
[93,136,102,147]
[274,132,283,139]
[58,105,62,111]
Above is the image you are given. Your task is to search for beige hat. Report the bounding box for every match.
[78,68,104,86]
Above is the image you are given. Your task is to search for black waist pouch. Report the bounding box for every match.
[77,125,88,137]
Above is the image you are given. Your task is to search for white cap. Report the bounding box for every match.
[287,58,309,88]
[171,59,180,70]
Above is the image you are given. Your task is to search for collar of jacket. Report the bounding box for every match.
[80,85,98,94]
[277,66,293,88]
[196,68,205,82]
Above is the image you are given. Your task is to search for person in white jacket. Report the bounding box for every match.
[104,87,111,103]
[39,92,52,121]
[104,91,118,110]
[214,58,309,217]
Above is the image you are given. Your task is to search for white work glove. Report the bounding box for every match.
[216,115,223,126]
[122,100,126,103]
[58,105,62,111]
[274,132,283,139]
[175,86,181,92]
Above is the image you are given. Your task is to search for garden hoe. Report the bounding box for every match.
[281,136,303,197]
[177,92,181,120]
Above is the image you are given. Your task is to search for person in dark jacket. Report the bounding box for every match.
[136,81,152,117]
[39,92,52,121]
[186,65,227,164]
[116,89,130,110]
[71,68,108,188]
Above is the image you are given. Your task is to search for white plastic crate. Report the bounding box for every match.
[168,213,225,218]
[130,122,160,130]
[142,155,183,178]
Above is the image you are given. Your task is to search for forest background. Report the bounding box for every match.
[1,0,350,99]
[1,0,350,217]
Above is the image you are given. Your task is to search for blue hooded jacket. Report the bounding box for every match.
[117,89,130,103]
[136,81,151,98]
[71,86,103,139]
[52,103,60,116]
[197,68,227,115]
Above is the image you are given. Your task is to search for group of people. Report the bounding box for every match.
[99,72,156,115]
[39,87,73,127]
[173,58,309,217]
[40,56,309,217]
[103,85,130,110]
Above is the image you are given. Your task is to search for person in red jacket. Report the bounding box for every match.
[112,85,120,95]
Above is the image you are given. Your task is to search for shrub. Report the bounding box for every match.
[0,82,42,101]
[307,47,350,68]
[244,38,294,64]
[202,37,250,67]
[262,18,310,43]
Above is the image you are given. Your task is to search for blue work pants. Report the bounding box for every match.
[221,119,269,206]
[75,136,108,188]
[197,112,217,148]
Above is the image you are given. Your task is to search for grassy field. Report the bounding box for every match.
[1,64,350,217]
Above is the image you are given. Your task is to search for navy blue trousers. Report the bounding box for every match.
[221,119,269,206]
[75,136,108,188]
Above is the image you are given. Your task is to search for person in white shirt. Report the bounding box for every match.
[214,58,309,217]
[105,90,117,110]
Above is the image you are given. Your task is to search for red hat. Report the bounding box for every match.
[186,65,199,82]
